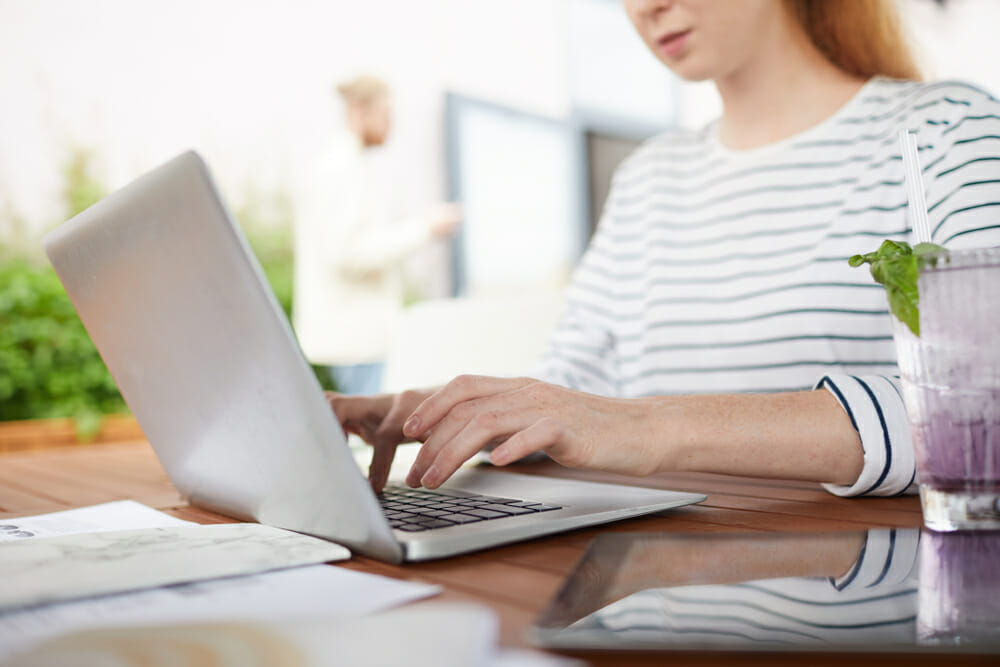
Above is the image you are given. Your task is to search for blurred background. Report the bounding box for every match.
[1,0,998,435]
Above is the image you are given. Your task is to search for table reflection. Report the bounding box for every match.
[919,530,1000,645]
[532,529,1000,653]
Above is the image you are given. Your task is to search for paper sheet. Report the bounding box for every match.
[0,564,441,661]
[3,523,350,610]
[2,603,579,667]
[0,500,192,540]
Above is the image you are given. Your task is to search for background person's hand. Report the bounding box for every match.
[326,389,434,492]
[400,375,661,489]
[426,202,462,238]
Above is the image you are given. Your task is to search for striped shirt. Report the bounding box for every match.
[535,78,1000,496]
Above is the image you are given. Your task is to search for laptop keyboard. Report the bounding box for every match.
[377,484,562,532]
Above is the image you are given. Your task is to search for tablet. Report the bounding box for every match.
[529,529,1000,654]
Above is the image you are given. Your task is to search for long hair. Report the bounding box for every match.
[784,0,922,81]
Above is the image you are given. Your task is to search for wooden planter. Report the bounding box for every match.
[0,414,145,453]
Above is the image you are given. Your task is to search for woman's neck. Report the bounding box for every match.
[714,12,866,150]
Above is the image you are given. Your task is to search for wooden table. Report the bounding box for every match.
[3,437,992,666]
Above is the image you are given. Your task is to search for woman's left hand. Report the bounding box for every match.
[401,375,663,488]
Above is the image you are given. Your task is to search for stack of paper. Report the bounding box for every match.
[0,502,439,661]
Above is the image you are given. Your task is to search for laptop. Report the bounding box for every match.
[43,151,705,563]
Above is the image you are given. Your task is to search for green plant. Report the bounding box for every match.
[0,254,126,438]
[849,240,946,336]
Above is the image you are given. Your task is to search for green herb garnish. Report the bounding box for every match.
[848,240,946,336]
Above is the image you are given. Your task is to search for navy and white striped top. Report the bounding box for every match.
[535,78,1000,496]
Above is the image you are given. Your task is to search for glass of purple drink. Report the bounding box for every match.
[893,247,1000,531]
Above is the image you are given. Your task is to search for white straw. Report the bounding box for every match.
[898,128,932,244]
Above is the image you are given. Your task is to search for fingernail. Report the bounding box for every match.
[406,466,421,488]
[403,415,421,437]
[421,465,440,488]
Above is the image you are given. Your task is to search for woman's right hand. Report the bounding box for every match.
[325,389,435,492]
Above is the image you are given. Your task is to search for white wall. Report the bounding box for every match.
[0,0,572,243]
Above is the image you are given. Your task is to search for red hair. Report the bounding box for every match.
[784,0,921,80]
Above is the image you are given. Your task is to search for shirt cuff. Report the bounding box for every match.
[830,528,920,591]
[815,375,917,497]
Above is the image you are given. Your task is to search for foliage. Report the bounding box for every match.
[0,253,125,438]
[245,222,295,320]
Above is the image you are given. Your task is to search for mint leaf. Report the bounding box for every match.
[847,240,946,336]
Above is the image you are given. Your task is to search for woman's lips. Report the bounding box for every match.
[657,29,691,58]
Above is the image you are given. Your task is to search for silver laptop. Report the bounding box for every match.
[43,151,704,563]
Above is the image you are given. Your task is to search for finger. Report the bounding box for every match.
[405,397,486,481]
[368,398,414,493]
[327,392,392,426]
[405,395,502,486]
[489,417,566,467]
[403,375,533,439]
[412,408,535,489]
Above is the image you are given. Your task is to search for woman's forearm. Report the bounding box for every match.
[649,390,864,485]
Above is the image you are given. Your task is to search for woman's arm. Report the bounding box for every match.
[397,375,863,489]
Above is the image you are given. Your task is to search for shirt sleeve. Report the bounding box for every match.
[817,374,917,497]
[337,214,434,276]
[821,82,1000,497]
[830,528,920,591]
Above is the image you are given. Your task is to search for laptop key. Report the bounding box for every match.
[434,504,466,512]
[530,504,562,512]
[478,503,525,514]
[395,523,428,532]
[508,501,561,511]
[476,496,519,503]
[487,504,535,515]
[439,513,483,524]
[414,518,456,529]
[463,508,508,520]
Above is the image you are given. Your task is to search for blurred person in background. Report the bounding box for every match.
[293,75,461,395]
[330,1,1000,494]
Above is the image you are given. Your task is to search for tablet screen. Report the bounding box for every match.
[531,529,1000,654]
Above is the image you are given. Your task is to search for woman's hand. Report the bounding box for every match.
[326,389,434,492]
[399,375,662,489]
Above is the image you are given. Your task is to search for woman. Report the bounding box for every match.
[331,0,1000,495]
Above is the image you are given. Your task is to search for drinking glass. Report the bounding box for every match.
[892,246,1000,531]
